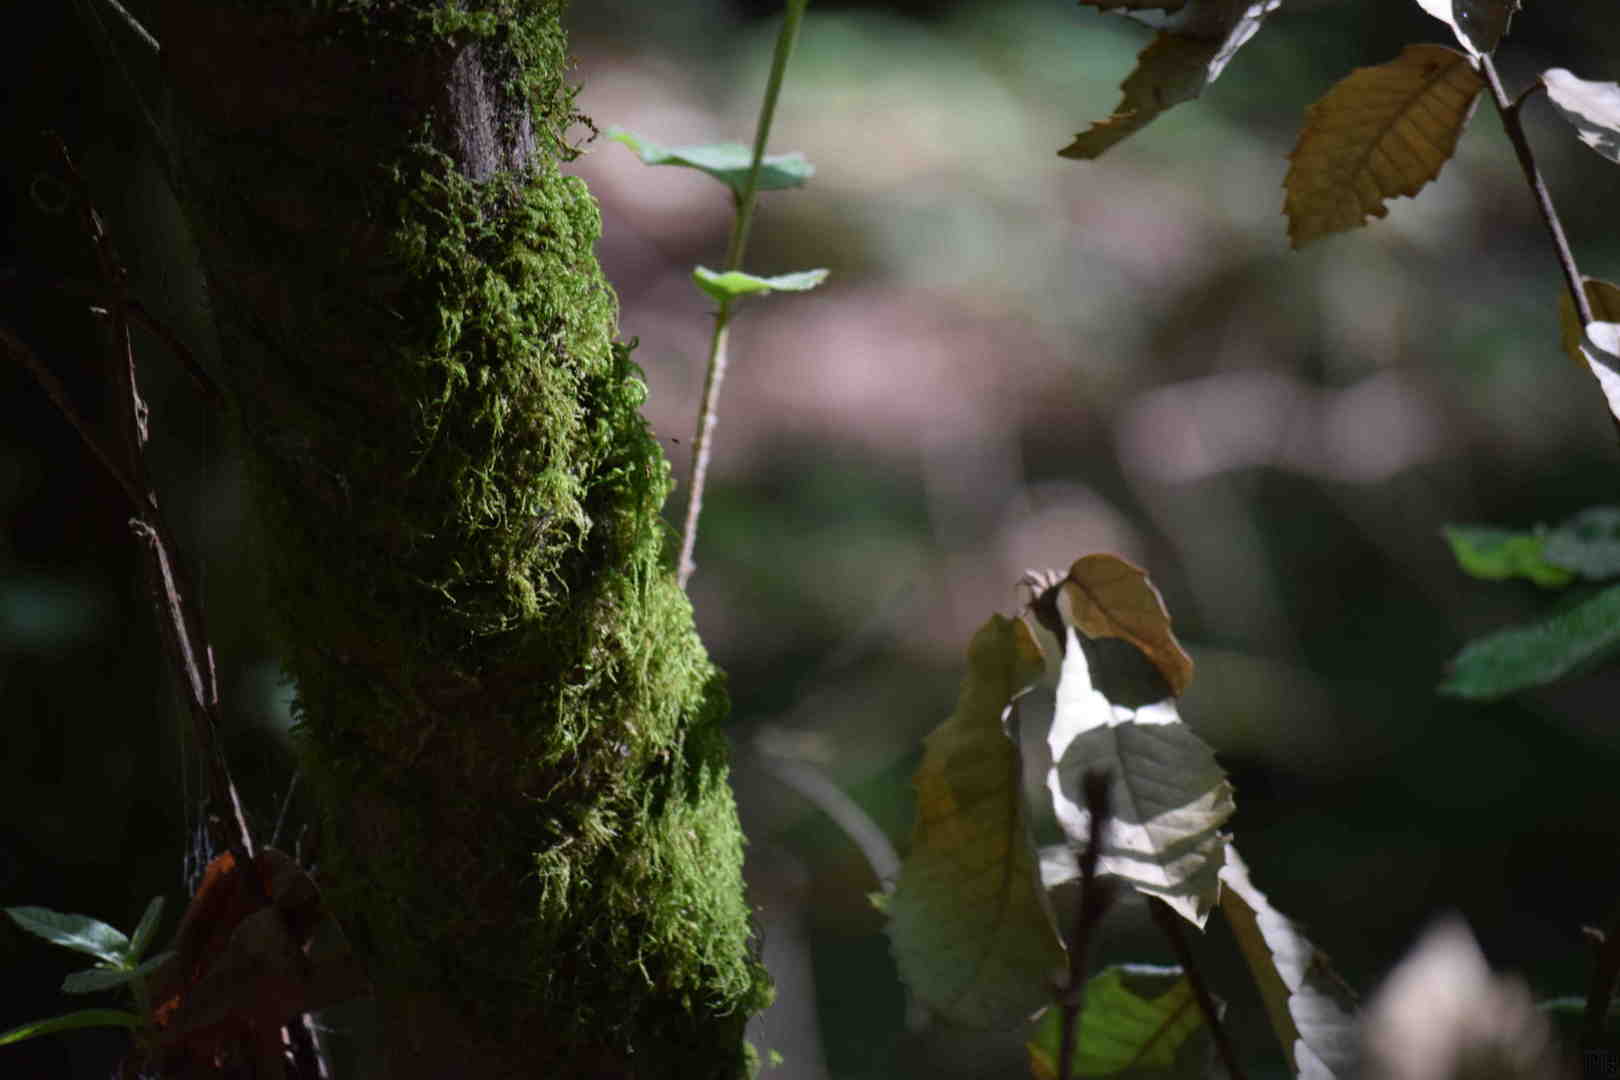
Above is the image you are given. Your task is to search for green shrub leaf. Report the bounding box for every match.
[0,1008,143,1047]
[1440,582,1620,699]
[1026,966,1212,1079]
[61,951,174,995]
[692,267,828,305]
[127,895,164,962]
[886,614,1065,1029]
[6,907,129,964]
[1545,507,1620,579]
[607,128,814,196]
[1441,525,1574,587]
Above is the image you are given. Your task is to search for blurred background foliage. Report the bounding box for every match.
[4,0,1620,1076]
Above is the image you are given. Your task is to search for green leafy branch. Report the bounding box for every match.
[608,0,828,589]
[2,899,171,1049]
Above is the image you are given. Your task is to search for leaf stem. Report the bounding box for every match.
[1147,897,1248,1080]
[676,0,808,589]
[1481,55,1593,326]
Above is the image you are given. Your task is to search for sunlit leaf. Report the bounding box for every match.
[1219,845,1360,1078]
[1061,0,1280,160]
[1542,69,1620,166]
[5,906,130,964]
[606,127,815,195]
[1545,507,1620,580]
[0,1008,143,1047]
[1439,582,1620,699]
[1441,525,1573,588]
[127,895,165,962]
[1556,278,1620,369]
[1045,623,1231,927]
[1284,45,1483,249]
[1026,965,1213,1080]
[1579,323,1620,424]
[692,266,829,305]
[887,614,1066,1029]
[61,951,174,995]
[1414,0,1519,57]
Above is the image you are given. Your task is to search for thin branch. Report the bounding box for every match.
[1584,902,1620,1049]
[46,133,255,866]
[1056,768,1117,1080]
[1148,898,1248,1080]
[1480,55,1593,326]
[675,0,809,589]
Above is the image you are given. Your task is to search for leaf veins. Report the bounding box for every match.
[1283,45,1483,249]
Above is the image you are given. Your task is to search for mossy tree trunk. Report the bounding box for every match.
[150,3,769,1076]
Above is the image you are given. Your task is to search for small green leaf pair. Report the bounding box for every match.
[1441,507,1620,699]
[606,127,828,308]
[2,898,171,1048]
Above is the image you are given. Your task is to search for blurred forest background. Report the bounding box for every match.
[4,0,1620,1076]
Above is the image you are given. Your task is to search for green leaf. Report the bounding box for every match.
[692,267,828,305]
[606,128,814,196]
[1544,507,1620,580]
[1442,525,1574,587]
[127,895,164,962]
[0,1008,143,1047]
[1219,845,1360,1078]
[1026,965,1213,1079]
[6,907,129,964]
[1440,582,1620,699]
[886,614,1065,1030]
[61,951,174,994]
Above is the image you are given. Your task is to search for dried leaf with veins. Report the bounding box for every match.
[1062,0,1280,160]
[1284,45,1483,249]
[1057,553,1195,696]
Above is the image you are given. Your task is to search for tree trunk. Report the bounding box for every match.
[150,3,769,1076]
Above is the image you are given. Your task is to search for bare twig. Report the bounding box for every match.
[1480,55,1593,326]
[1147,897,1248,1080]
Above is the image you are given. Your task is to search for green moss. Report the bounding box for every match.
[179,2,768,1073]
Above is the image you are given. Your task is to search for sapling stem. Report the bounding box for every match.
[1148,897,1248,1080]
[1480,55,1593,327]
[676,0,808,590]
[1056,769,1115,1080]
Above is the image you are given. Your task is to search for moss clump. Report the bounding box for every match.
[168,3,769,1074]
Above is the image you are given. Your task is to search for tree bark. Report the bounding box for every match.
[150,3,769,1076]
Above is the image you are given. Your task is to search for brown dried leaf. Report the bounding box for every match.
[1061,0,1279,160]
[1283,45,1483,249]
[1058,554,1194,696]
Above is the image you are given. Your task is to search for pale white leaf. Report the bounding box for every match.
[1544,68,1620,165]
